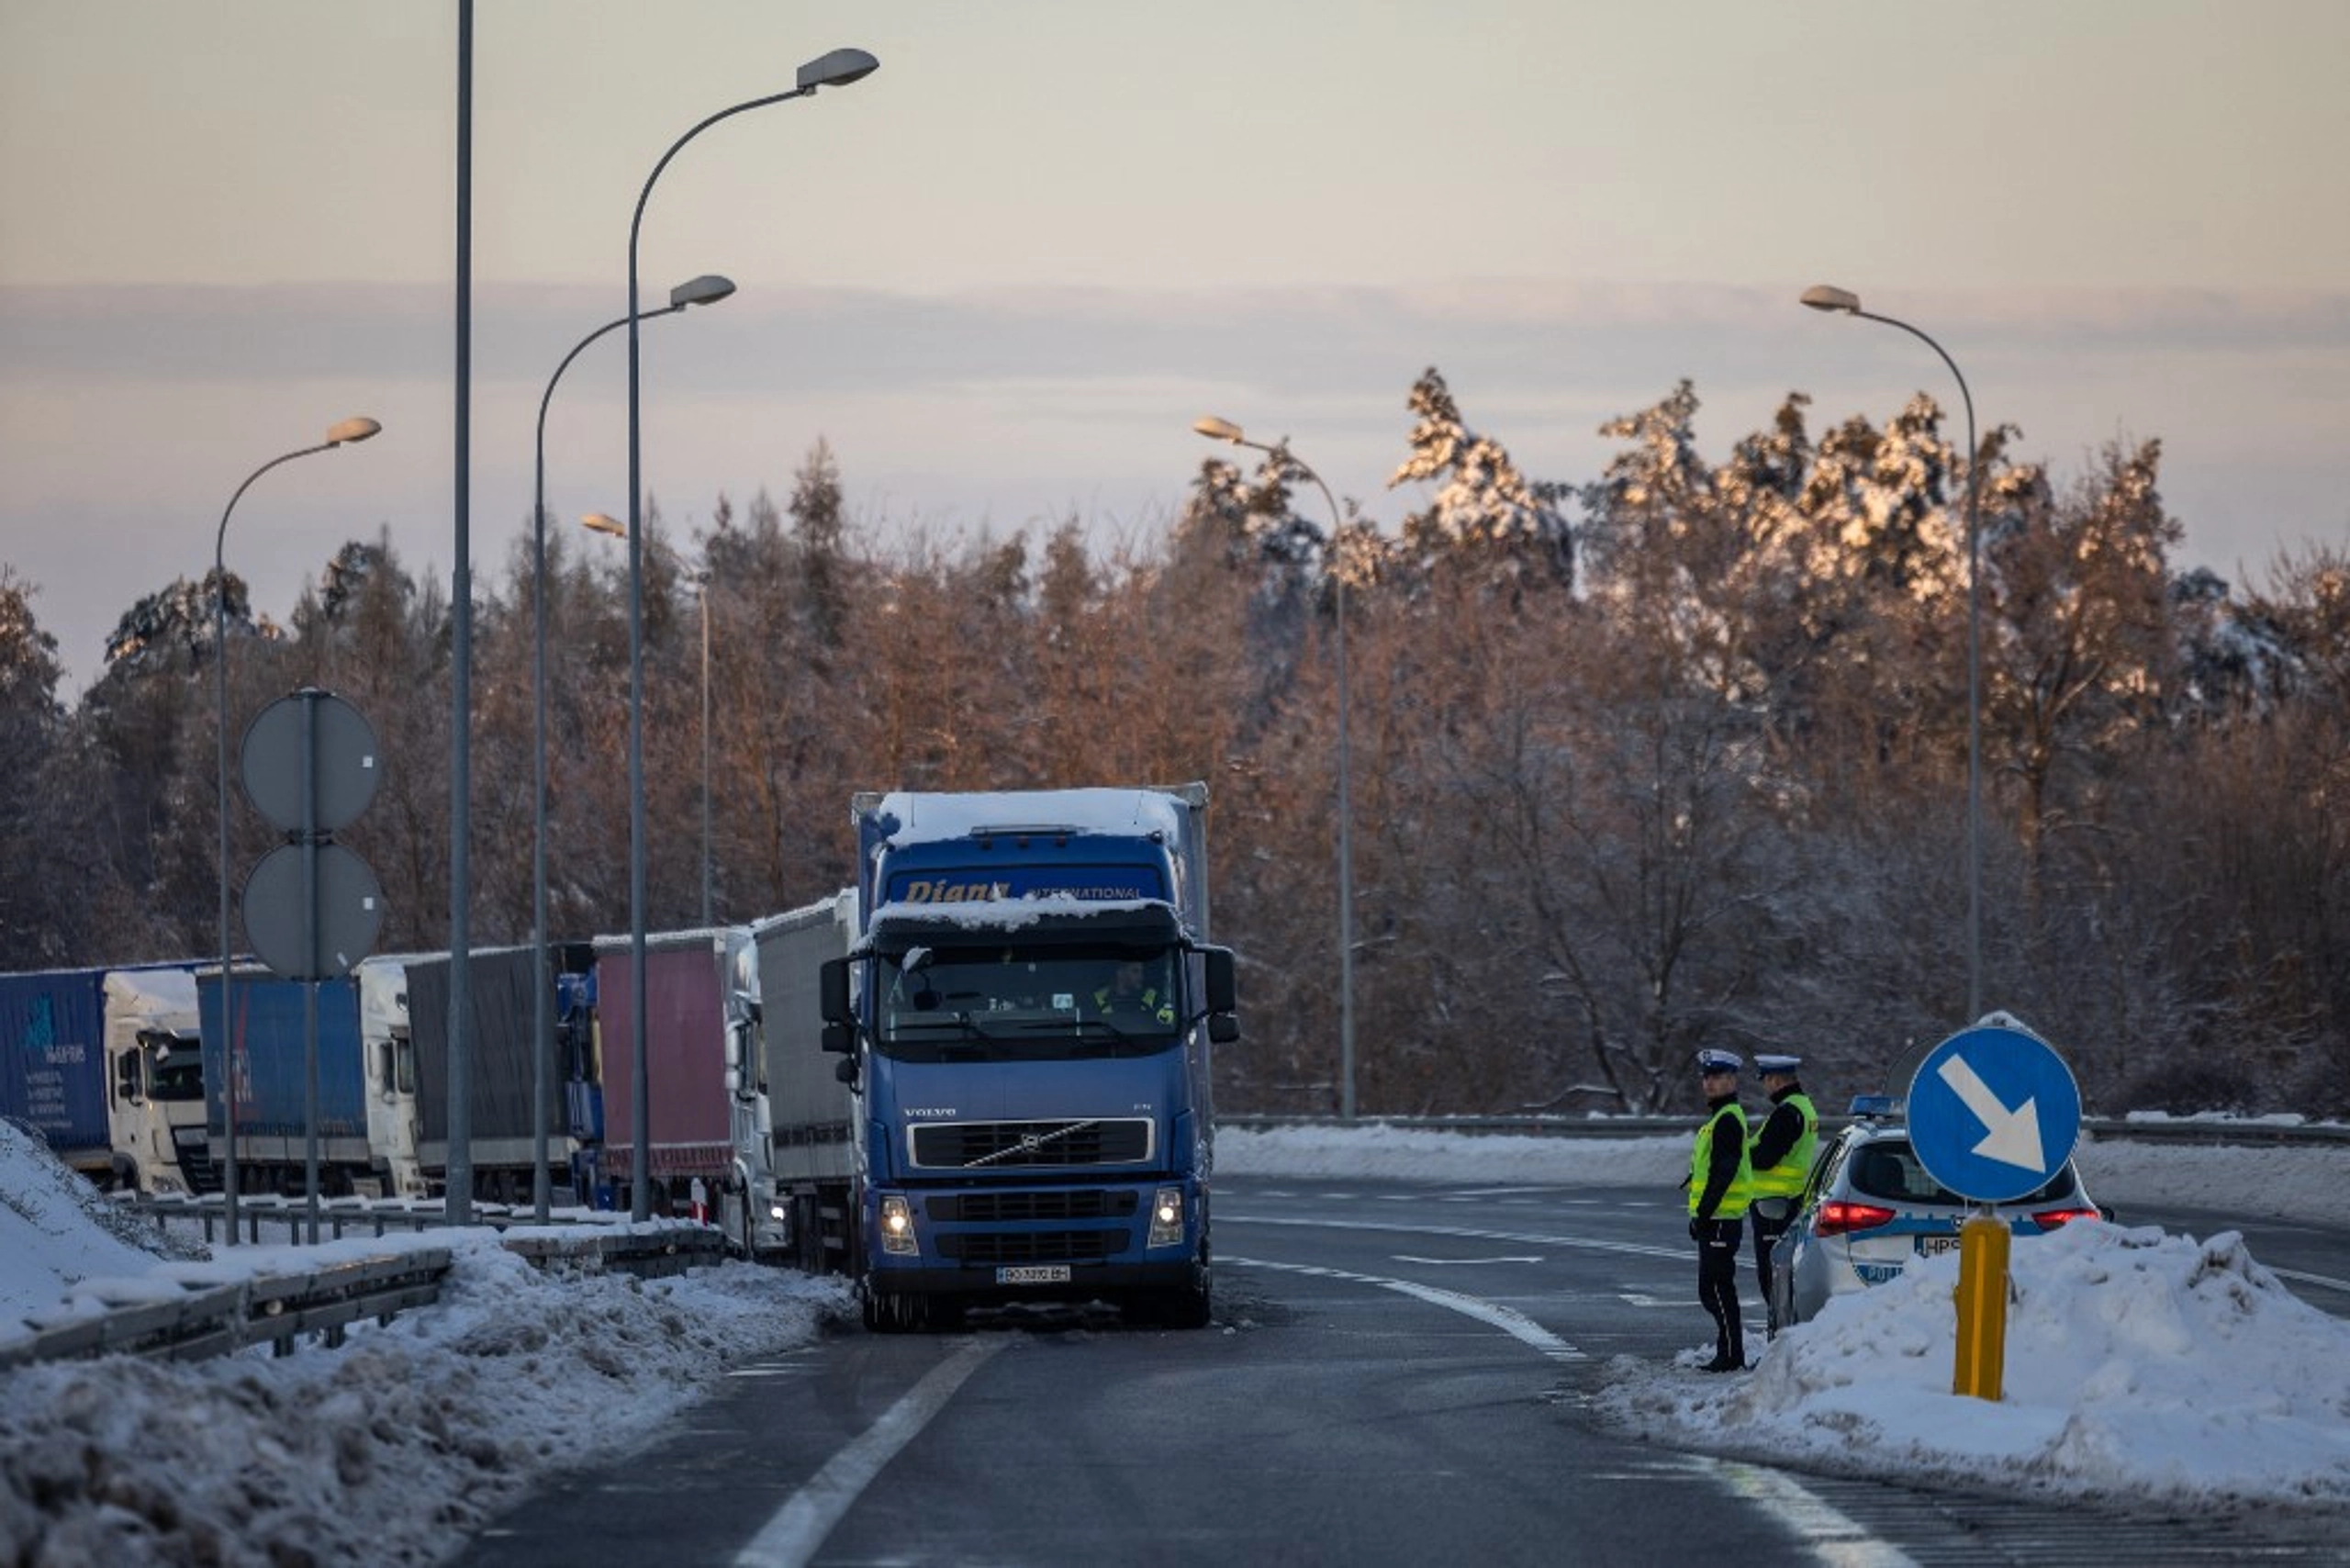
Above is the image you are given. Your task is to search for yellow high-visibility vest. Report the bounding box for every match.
[1688,1102,1754,1218]
[1748,1092,1818,1200]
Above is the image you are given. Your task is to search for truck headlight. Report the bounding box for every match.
[1147,1185,1186,1248]
[879,1193,918,1255]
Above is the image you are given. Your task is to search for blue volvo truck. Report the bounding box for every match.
[812,784,1238,1330]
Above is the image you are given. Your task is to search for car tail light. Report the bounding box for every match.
[1813,1200,1897,1237]
[2031,1206,2100,1229]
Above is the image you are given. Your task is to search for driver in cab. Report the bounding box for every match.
[1092,959,1175,1025]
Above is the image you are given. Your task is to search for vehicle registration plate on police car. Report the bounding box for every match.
[1914,1235,1962,1258]
[997,1264,1071,1285]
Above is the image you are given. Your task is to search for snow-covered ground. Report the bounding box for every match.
[3,1117,2346,1564]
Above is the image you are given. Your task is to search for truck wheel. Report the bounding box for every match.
[860,1282,889,1332]
[1162,1275,1213,1329]
[1124,1249,1213,1329]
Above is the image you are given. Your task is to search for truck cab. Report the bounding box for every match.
[103,967,212,1194]
[820,786,1237,1330]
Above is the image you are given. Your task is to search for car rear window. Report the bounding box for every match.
[1849,1137,2078,1205]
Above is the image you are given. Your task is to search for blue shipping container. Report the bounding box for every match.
[0,969,110,1158]
[197,969,367,1139]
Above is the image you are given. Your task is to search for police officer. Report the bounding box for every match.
[1688,1047,1753,1372]
[1745,1052,1818,1333]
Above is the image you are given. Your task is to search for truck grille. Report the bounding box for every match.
[936,1229,1125,1264]
[909,1118,1152,1169]
[928,1190,1139,1223]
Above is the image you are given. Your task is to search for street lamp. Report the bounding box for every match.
[530,275,733,1221]
[621,46,878,1220]
[214,415,381,1241]
[1192,416,1357,1118]
[1801,284,1984,1022]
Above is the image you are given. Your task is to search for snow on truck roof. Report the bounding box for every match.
[866,894,1170,936]
[856,785,1205,846]
[101,967,198,1013]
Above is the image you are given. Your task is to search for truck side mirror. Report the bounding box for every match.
[1203,946,1237,1017]
[834,1056,860,1087]
[820,958,850,1026]
[822,1022,854,1055]
[1208,1014,1239,1044]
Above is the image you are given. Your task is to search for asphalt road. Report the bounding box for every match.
[451,1179,2350,1568]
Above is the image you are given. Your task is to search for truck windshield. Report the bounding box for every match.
[145,1034,206,1102]
[876,946,1181,1062]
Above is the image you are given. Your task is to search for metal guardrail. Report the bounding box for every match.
[0,1214,731,1372]
[0,1249,452,1372]
[136,1191,687,1248]
[1217,1113,2350,1147]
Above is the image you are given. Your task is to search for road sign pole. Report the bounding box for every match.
[1952,1209,2011,1401]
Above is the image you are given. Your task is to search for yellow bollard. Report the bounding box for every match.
[1952,1209,2011,1400]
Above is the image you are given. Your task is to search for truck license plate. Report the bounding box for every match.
[997,1264,1071,1285]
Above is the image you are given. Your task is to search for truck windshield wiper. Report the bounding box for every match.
[1006,1016,1125,1036]
[888,1014,990,1039]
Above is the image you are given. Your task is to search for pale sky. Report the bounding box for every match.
[4,0,2346,695]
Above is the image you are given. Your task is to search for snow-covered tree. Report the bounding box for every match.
[1386,367,1572,599]
[0,570,69,966]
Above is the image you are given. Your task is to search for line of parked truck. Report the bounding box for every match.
[1,785,1239,1329]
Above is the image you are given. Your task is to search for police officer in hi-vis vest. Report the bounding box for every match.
[1687,1048,1753,1372]
[1745,1052,1818,1333]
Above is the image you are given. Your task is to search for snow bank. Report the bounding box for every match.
[1593,1218,2350,1509]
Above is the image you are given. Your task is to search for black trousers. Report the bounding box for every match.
[1749,1198,1794,1321]
[1695,1216,1745,1364]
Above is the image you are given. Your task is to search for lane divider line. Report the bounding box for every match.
[734,1338,1004,1568]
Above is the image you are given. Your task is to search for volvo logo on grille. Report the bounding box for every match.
[1017,1132,1045,1155]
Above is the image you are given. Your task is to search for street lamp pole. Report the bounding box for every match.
[1192,416,1356,1118]
[531,276,733,1221]
[700,575,712,927]
[1801,284,1984,1022]
[214,416,381,1241]
[622,49,877,1221]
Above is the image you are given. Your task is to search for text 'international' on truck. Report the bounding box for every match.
[793,784,1238,1331]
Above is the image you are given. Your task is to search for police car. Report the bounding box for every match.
[1766,1095,2107,1329]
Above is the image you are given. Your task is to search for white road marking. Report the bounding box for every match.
[733,1337,1003,1568]
[2270,1264,2350,1296]
[1225,1254,1585,1361]
[1229,1214,1916,1567]
[1226,1210,1687,1263]
[1709,1459,1920,1567]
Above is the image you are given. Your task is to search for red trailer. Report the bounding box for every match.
[591,927,748,1214]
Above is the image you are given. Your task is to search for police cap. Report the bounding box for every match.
[1695,1048,1743,1076]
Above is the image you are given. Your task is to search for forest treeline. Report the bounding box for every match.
[2,371,2344,1118]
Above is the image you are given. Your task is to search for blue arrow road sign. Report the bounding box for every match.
[1906,1023,2082,1203]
